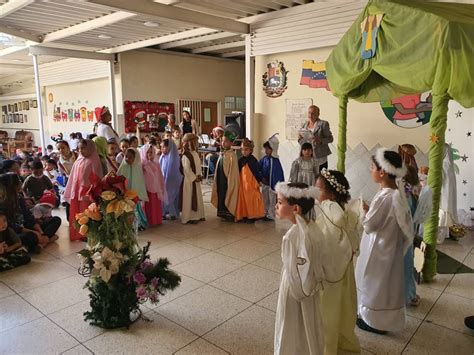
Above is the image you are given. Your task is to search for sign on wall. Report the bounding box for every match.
[124,101,175,133]
[381,92,432,129]
[285,98,313,140]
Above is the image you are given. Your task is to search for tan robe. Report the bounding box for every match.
[211,149,240,216]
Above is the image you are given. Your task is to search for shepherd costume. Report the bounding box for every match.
[160,140,183,219]
[235,139,265,222]
[211,132,240,221]
[117,148,149,231]
[140,144,167,226]
[274,183,324,355]
[180,134,205,224]
[64,139,104,241]
[259,134,285,220]
[355,148,414,333]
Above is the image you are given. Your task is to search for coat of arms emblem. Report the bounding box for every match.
[262,60,288,98]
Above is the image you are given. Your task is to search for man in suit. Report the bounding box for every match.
[298,105,333,171]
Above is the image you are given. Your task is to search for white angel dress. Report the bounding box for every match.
[355,187,414,332]
[315,200,360,355]
[275,214,324,355]
[438,143,458,243]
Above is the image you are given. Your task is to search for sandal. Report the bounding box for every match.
[410,294,421,307]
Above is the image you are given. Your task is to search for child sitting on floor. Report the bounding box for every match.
[211,132,240,222]
[0,211,31,272]
[22,160,54,203]
[259,134,284,221]
[290,142,320,186]
[274,182,324,355]
[235,138,265,223]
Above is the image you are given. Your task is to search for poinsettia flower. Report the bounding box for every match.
[84,203,102,221]
[101,191,117,201]
[136,285,147,300]
[91,247,124,283]
[79,224,88,235]
[78,215,89,225]
[133,272,146,284]
[124,189,138,201]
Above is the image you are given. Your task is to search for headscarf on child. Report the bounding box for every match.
[117,148,148,202]
[159,139,183,205]
[64,139,103,202]
[139,144,167,203]
[93,136,107,159]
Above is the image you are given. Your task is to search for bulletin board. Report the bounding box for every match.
[124,101,174,133]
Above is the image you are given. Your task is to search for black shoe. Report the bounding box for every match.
[245,219,255,224]
[356,317,387,335]
[465,316,474,330]
[262,216,274,222]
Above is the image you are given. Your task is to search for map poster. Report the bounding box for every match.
[285,98,313,140]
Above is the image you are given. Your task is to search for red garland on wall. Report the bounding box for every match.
[124,101,175,133]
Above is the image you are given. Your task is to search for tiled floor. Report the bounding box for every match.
[0,195,473,354]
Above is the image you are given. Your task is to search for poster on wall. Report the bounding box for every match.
[123,101,175,133]
[285,98,313,140]
[381,92,432,129]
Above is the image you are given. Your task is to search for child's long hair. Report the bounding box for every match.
[0,173,21,220]
[319,170,351,209]
[300,142,313,157]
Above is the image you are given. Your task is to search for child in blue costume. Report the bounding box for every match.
[117,148,148,232]
[259,134,285,221]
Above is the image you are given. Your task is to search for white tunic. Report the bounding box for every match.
[275,215,324,355]
[355,187,413,332]
[96,122,119,142]
[181,151,205,224]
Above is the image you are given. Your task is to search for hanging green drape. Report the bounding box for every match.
[326,0,474,281]
[422,94,450,281]
[337,95,348,173]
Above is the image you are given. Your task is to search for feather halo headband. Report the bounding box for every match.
[275,182,319,200]
[375,148,407,178]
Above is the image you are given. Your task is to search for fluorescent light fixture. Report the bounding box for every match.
[98,34,112,39]
[144,21,159,27]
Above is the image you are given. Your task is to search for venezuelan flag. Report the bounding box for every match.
[300,60,330,90]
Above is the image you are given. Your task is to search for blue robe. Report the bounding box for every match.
[259,155,284,190]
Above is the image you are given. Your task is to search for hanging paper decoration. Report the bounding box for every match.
[381,92,432,128]
[300,60,330,90]
[124,101,174,133]
[262,60,288,98]
[80,107,87,121]
[360,14,384,59]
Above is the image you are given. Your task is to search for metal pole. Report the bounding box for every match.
[245,34,254,139]
[108,59,118,131]
[32,54,46,153]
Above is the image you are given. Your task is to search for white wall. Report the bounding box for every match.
[0,94,40,145]
[43,78,111,143]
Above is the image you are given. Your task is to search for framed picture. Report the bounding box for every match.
[24,114,28,123]
[1,105,6,114]
[24,100,29,110]
[32,100,37,108]
[19,114,23,123]
[14,103,18,112]
[1,114,5,123]
[14,113,19,122]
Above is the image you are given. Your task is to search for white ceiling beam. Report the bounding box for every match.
[0,24,40,43]
[273,0,294,7]
[0,0,34,18]
[220,50,245,57]
[88,0,249,34]
[100,27,216,53]
[159,31,237,49]
[183,0,256,17]
[29,46,114,61]
[42,11,136,43]
[0,63,31,69]
[0,45,28,58]
[191,40,245,54]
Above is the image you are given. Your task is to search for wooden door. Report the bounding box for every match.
[200,101,218,135]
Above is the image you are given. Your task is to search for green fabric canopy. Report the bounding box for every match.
[326,0,474,281]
